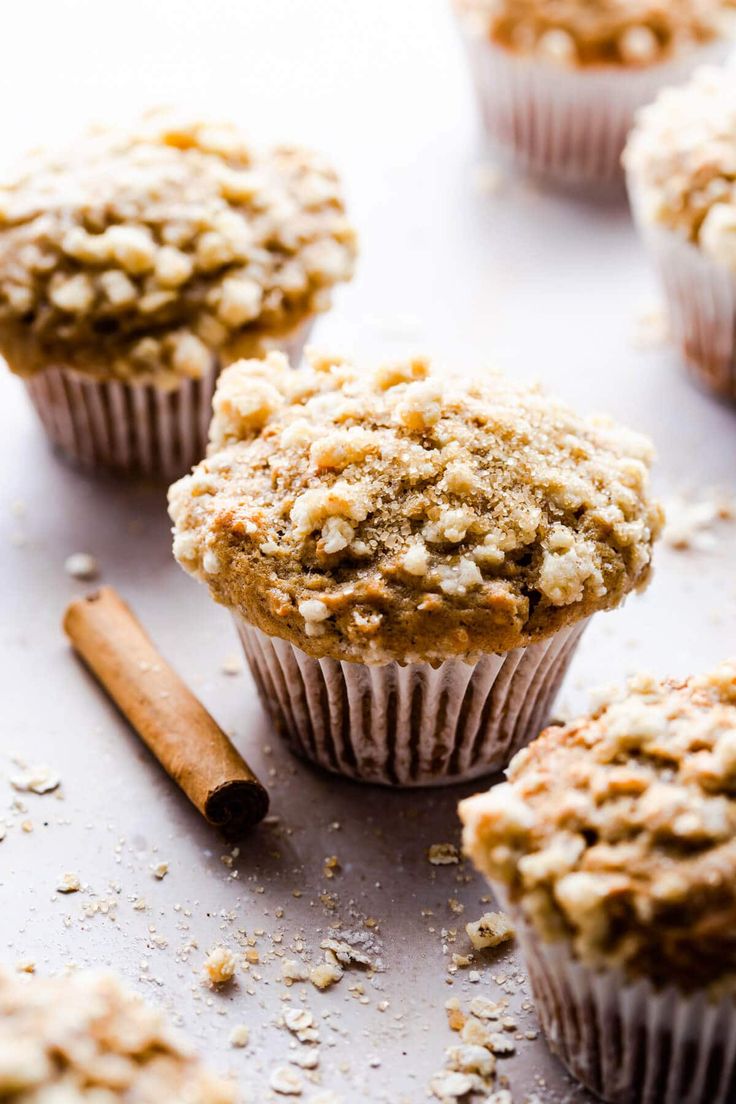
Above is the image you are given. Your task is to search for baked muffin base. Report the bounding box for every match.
[455,33,731,187]
[20,320,313,480]
[628,213,736,402]
[504,906,736,1104]
[234,616,587,787]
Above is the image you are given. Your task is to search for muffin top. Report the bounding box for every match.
[460,661,736,993]
[455,0,733,67]
[0,969,237,1102]
[0,113,356,385]
[168,351,662,665]
[625,67,736,268]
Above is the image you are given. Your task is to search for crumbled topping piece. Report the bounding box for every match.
[269,1066,303,1095]
[625,68,736,259]
[662,490,734,551]
[456,0,734,67]
[0,969,237,1101]
[203,945,237,986]
[56,872,81,894]
[10,765,60,795]
[428,843,461,866]
[0,113,356,384]
[309,963,343,990]
[64,552,99,580]
[465,912,515,950]
[229,1024,250,1048]
[460,659,736,991]
[170,353,660,664]
[151,861,169,880]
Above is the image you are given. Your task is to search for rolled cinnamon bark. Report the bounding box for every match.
[63,586,269,833]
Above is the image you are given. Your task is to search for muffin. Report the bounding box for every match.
[168,350,662,786]
[453,0,735,187]
[460,661,736,1104]
[625,67,736,400]
[0,967,237,1102]
[0,113,356,478]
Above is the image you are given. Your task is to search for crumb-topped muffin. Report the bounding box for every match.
[460,661,736,1103]
[169,350,661,665]
[453,0,735,186]
[457,0,734,67]
[0,968,237,1102]
[168,351,661,786]
[625,68,736,399]
[0,112,356,476]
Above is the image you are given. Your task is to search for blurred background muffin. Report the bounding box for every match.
[461,660,736,1104]
[625,66,736,401]
[453,0,735,187]
[0,112,356,478]
[168,349,662,786]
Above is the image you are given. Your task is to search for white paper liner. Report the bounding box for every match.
[22,321,312,479]
[233,617,587,786]
[507,912,736,1104]
[455,32,731,186]
[627,210,736,400]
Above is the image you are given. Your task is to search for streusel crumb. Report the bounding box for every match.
[460,660,736,991]
[456,0,733,67]
[169,351,662,664]
[0,112,356,384]
[625,67,736,266]
[0,969,237,1101]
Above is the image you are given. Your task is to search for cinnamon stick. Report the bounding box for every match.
[63,586,269,833]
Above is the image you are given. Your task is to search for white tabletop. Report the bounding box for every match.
[1,2,736,1101]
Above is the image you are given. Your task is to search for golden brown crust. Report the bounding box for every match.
[625,67,736,270]
[0,969,238,1101]
[168,351,662,664]
[460,662,736,992]
[0,113,356,386]
[455,0,734,67]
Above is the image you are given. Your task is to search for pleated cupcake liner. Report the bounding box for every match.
[506,910,736,1104]
[628,212,736,402]
[21,320,313,480]
[233,617,587,787]
[455,33,731,187]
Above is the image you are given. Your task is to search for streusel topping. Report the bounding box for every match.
[456,0,733,67]
[460,661,736,991]
[625,67,736,268]
[0,113,355,384]
[0,969,237,1101]
[168,351,662,664]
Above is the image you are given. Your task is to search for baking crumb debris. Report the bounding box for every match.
[466,912,515,951]
[151,861,169,880]
[432,992,520,1100]
[428,843,460,866]
[270,1065,303,1096]
[64,552,99,580]
[662,490,734,551]
[203,945,237,986]
[56,872,81,894]
[10,763,60,795]
[221,654,242,675]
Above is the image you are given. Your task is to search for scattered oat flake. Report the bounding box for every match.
[64,552,99,580]
[203,945,236,986]
[430,1069,475,1100]
[428,843,459,865]
[56,872,81,894]
[11,765,60,795]
[269,1065,303,1095]
[284,1008,313,1033]
[151,862,169,880]
[229,1024,250,1048]
[466,912,515,951]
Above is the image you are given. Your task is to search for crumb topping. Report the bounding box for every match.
[625,67,736,270]
[455,0,733,67]
[0,969,237,1101]
[460,661,736,992]
[0,113,356,384]
[168,350,662,664]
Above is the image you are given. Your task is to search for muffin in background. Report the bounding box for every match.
[168,349,662,787]
[0,113,356,478]
[0,967,237,1102]
[625,66,736,401]
[453,0,735,187]
[460,661,736,1104]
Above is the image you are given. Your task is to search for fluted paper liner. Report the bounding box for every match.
[628,207,736,401]
[506,909,736,1104]
[22,320,313,479]
[234,617,587,786]
[455,33,731,186]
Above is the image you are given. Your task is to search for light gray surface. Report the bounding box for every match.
[1,2,736,1102]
